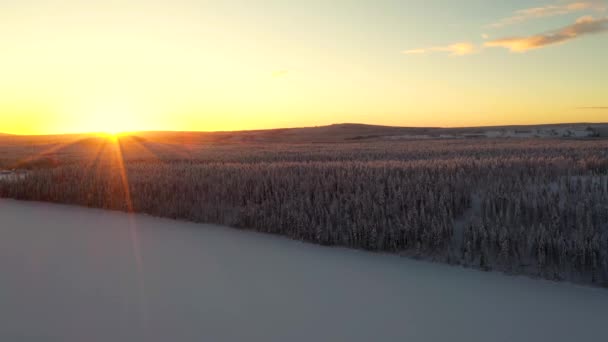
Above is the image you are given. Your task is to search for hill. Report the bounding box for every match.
[1,123,606,169]
[2,122,607,144]
[133,122,608,144]
[2,124,608,287]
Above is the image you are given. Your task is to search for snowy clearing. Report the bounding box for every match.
[385,126,597,140]
[0,170,27,182]
[1,199,607,342]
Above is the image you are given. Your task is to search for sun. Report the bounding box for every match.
[95,126,129,138]
[104,131,121,138]
[92,110,138,136]
[96,131,123,141]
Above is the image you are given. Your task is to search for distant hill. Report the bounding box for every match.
[1,123,607,145]
[134,122,608,144]
[0,122,606,170]
[134,123,436,144]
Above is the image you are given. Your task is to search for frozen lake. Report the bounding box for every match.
[1,199,607,342]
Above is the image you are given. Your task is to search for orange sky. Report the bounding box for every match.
[1,1,607,134]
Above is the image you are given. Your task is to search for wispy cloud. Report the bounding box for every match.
[485,16,608,52]
[402,4,607,57]
[488,1,606,28]
[403,42,477,56]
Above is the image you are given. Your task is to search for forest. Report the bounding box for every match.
[1,135,607,286]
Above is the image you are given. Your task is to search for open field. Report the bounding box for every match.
[2,199,608,342]
[1,124,608,286]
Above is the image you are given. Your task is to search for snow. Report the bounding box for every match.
[384,126,595,140]
[484,127,594,138]
[0,170,27,182]
[1,199,607,342]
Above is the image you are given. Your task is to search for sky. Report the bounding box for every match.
[0,0,607,135]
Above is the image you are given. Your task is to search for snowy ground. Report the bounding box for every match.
[1,199,607,342]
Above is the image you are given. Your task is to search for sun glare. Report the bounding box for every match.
[68,101,141,136]
[91,124,130,139]
[93,113,137,136]
[95,127,126,137]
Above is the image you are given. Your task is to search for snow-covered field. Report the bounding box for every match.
[1,199,607,342]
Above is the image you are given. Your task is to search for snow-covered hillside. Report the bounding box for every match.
[1,199,607,342]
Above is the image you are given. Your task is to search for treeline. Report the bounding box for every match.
[1,138,608,286]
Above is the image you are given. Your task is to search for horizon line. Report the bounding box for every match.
[1,121,607,137]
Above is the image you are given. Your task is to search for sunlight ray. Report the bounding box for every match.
[9,137,84,169]
[109,136,148,327]
[120,136,165,162]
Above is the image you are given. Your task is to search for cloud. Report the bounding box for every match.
[577,106,608,109]
[485,16,608,52]
[488,2,606,28]
[403,42,477,56]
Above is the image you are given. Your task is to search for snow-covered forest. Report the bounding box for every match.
[1,137,607,286]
